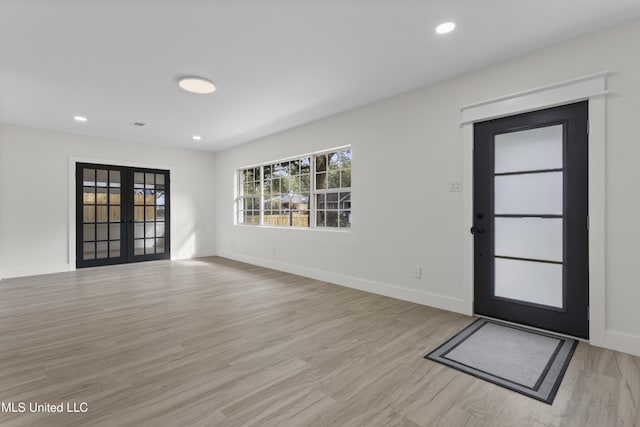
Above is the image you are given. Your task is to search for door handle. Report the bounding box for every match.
[470,226,485,235]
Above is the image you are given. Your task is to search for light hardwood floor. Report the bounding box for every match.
[0,257,638,426]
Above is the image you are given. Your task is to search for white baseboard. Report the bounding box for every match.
[217,251,467,315]
[603,330,640,357]
[1,263,71,280]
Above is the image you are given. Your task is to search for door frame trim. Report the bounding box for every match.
[460,71,609,346]
[68,156,175,272]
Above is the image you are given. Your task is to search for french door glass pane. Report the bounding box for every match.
[495,218,563,262]
[494,258,563,308]
[494,125,563,173]
[494,172,562,215]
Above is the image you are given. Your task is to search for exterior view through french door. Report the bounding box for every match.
[76,163,170,268]
[473,101,589,338]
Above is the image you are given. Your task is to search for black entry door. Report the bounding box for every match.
[473,101,589,338]
[76,163,170,268]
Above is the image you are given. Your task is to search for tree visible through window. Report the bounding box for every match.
[237,147,351,228]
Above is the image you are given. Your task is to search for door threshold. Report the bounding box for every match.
[474,314,589,343]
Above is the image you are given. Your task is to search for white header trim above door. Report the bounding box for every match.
[460,71,609,124]
[460,72,609,350]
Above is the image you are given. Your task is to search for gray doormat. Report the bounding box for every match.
[425,318,577,404]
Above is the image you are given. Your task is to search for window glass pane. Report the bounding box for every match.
[339,210,351,228]
[301,175,310,192]
[83,243,95,260]
[109,188,121,205]
[156,222,165,238]
[156,190,165,206]
[134,206,144,222]
[135,223,144,239]
[83,206,95,223]
[145,238,155,254]
[326,192,338,209]
[273,163,286,176]
[156,238,165,253]
[96,241,108,259]
[83,169,95,186]
[109,241,120,258]
[290,160,300,175]
[145,189,155,205]
[96,170,108,187]
[292,210,309,227]
[109,206,120,222]
[134,189,144,205]
[494,258,563,308]
[244,182,253,195]
[156,174,165,189]
[145,222,155,238]
[328,152,340,170]
[494,125,563,174]
[326,211,339,227]
[134,239,144,255]
[341,170,351,188]
[263,165,272,179]
[96,188,108,205]
[134,172,144,188]
[146,206,155,221]
[301,157,311,174]
[96,224,108,240]
[494,172,562,215]
[96,206,108,222]
[328,171,340,189]
[145,173,155,189]
[83,224,95,242]
[316,172,327,190]
[109,224,120,240]
[339,192,351,210]
[83,187,95,204]
[316,155,327,172]
[109,170,121,188]
[495,217,562,262]
[316,211,325,227]
[246,211,260,225]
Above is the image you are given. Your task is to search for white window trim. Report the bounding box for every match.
[460,71,608,347]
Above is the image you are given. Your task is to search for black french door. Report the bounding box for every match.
[76,163,170,268]
[473,101,589,338]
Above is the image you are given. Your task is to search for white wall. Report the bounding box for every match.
[216,18,640,356]
[0,124,217,278]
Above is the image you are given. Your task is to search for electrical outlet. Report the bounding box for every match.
[414,267,422,279]
[449,181,462,192]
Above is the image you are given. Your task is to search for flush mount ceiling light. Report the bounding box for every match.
[192,135,202,141]
[435,22,456,34]
[74,115,87,122]
[178,76,216,94]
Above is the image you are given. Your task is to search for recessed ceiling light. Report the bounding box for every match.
[435,22,456,34]
[74,116,87,122]
[192,135,202,141]
[178,77,216,94]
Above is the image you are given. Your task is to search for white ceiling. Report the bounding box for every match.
[2,1,640,152]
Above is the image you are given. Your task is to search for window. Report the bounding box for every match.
[237,147,351,228]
